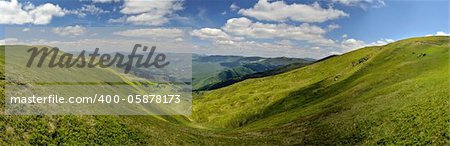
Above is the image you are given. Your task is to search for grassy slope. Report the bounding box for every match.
[0,46,273,145]
[192,36,449,144]
[0,36,449,145]
[0,46,157,144]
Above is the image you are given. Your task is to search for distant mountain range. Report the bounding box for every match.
[192,54,314,90]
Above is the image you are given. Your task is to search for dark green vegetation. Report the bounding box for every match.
[0,36,449,145]
[192,55,312,90]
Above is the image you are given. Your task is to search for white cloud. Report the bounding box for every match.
[190,16,347,58]
[0,38,20,45]
[114,28,185,38]
[340,38,367,52]
[435,31,449,36]
[125,13,170,26]
[191,20,341,58]
[0,0,65,25]
[334,0,361,5]
[190,18,396,58]
[108,16,126,23]
[91,0,120,3]
[424,31,449,37]
[52,25,87,36]
[193,38,330,58]
[192,28,230,40]
[30,5,64,25]
[370,38,394,46]
[330,51,342,55]
[339,38,394,53]
[327,24,340,30]
[12,37,194,53]
[120,0,182,14]
[222,17,334,46]
[0,0,32,24]
[175,38,184,41]
[111,0,183,26]
[22,1,35,10]
[275,40,294,46]
[191,28,243,45]
[68,4,109,17]
[238,0,348,23]
[83,4,109,14]
[29,3,66,25]
[332,0,385,8]
[230,3,239,11]
[192,28,309,54]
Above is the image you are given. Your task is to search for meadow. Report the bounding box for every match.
[0,36,448,145]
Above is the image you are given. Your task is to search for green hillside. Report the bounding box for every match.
[0,36,449,145]
[192,55,312,90]
[191,36,449,144]
[0,46,273,145]
[2,46,192,115]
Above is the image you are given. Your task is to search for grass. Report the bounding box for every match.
[191,36,449,144]
[0,36,449,145]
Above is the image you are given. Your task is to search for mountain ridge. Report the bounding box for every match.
[192,55,313,90]
[0,36,448,145]
[191,36,449,144]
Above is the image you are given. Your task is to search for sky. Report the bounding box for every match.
[0,0,449,59]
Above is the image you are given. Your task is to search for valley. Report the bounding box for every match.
[0,36,448,145]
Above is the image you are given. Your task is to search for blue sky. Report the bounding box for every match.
[0,0,449,58]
